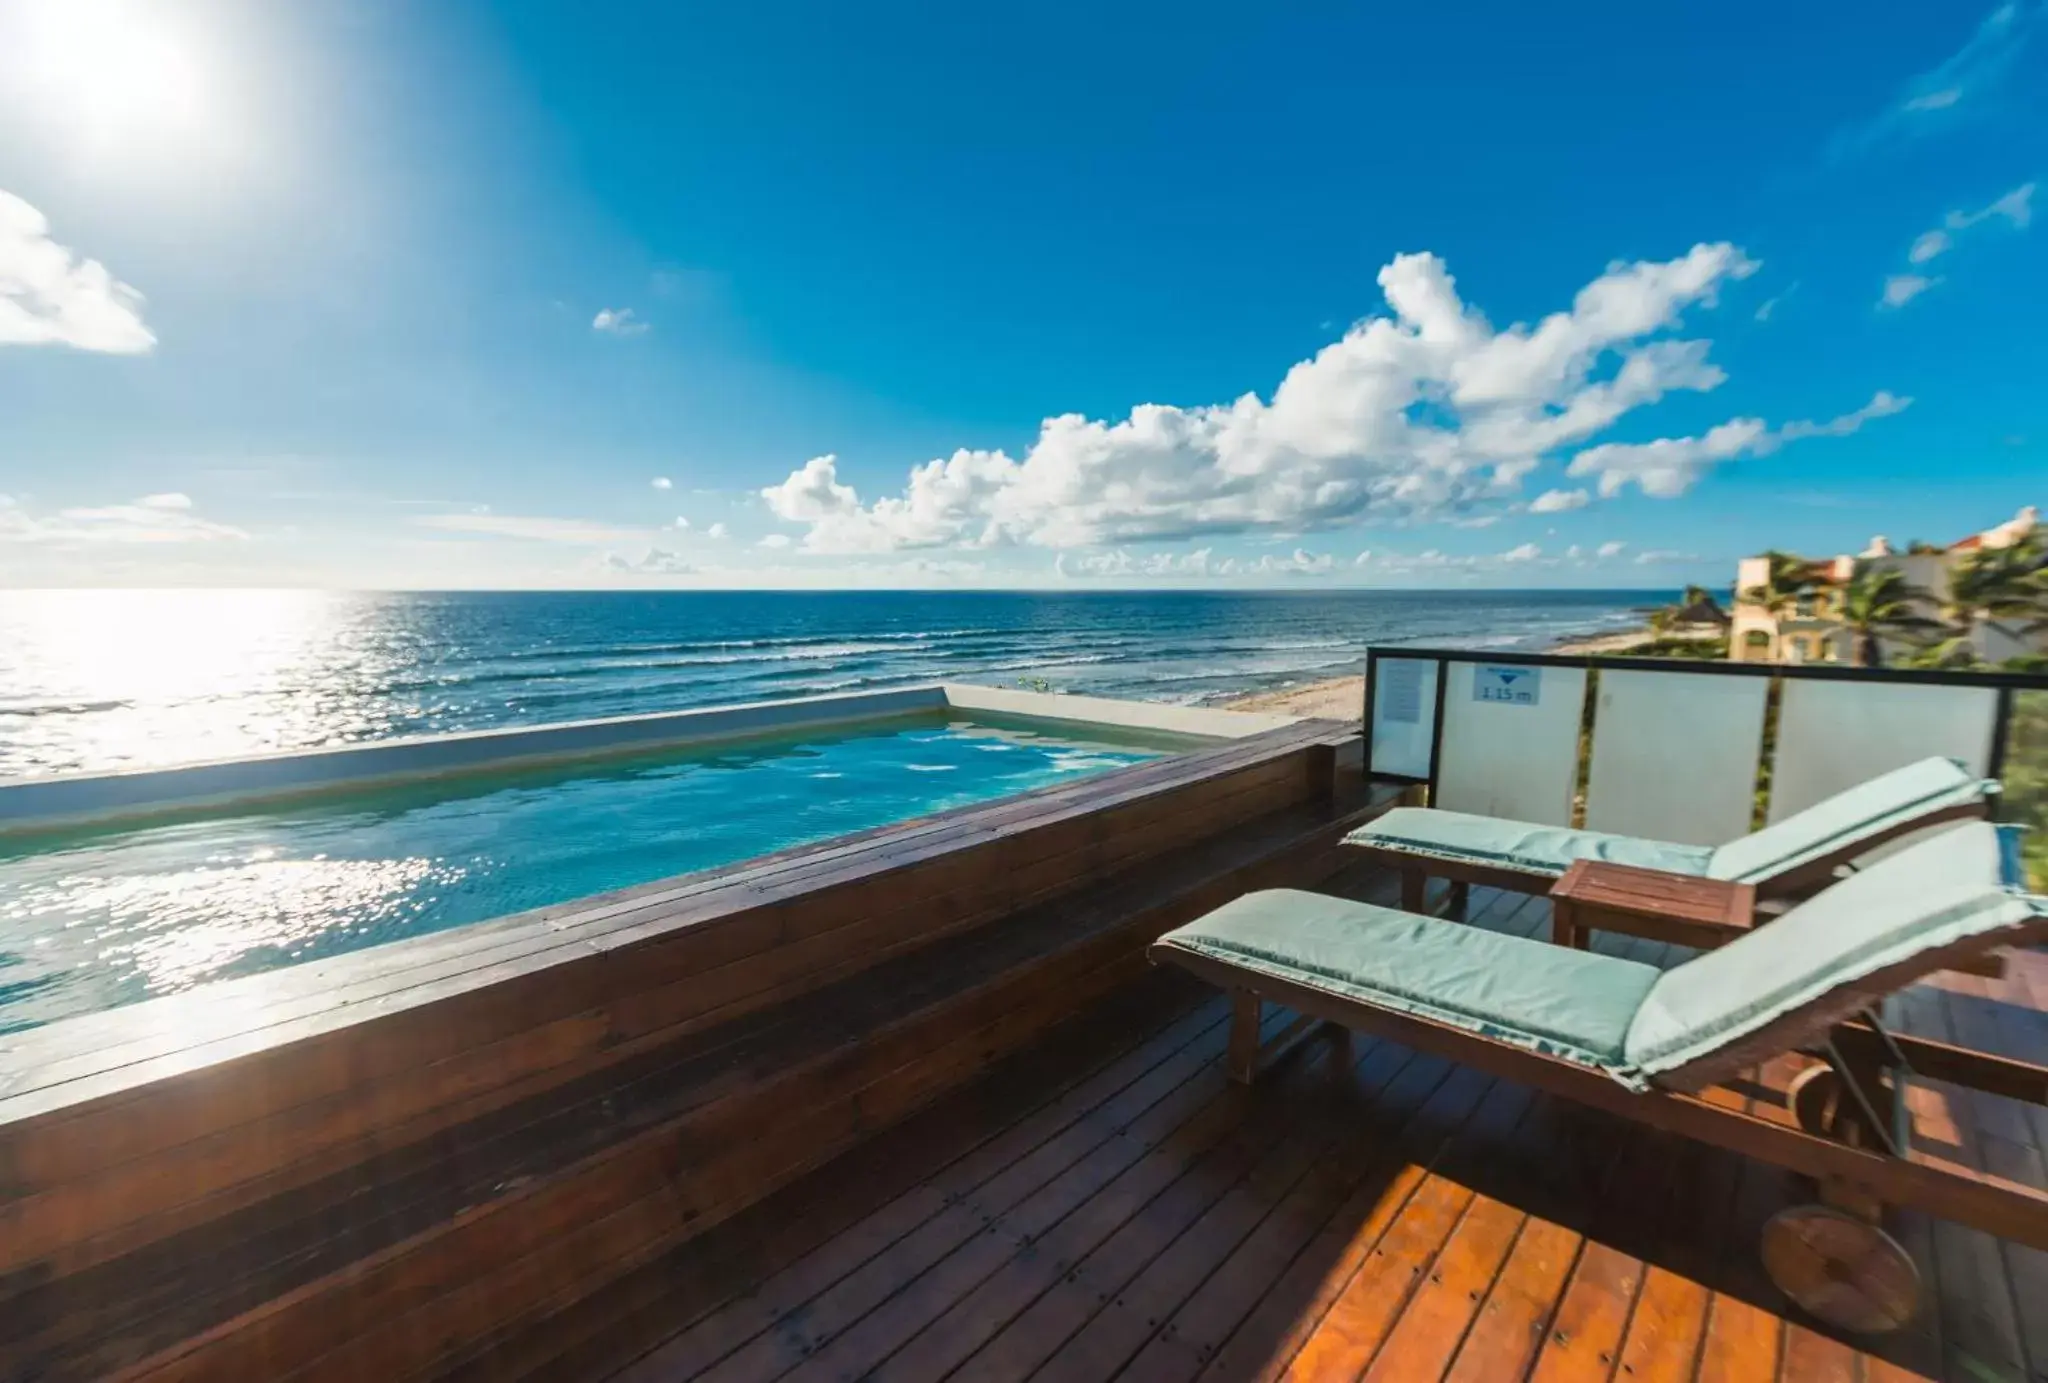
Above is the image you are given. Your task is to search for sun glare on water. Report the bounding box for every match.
[0,589,372,775]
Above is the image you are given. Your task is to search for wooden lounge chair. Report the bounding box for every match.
[1149,821,2048,1333]
[1346,755,1993,916]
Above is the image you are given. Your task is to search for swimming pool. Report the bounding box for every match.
[0,713,1175,1032]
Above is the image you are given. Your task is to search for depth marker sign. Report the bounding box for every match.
[1473,664,1541,706]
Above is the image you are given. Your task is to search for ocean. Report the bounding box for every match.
[0,588,1666,778]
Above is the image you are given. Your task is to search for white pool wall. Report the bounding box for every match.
[0,683,1304,836]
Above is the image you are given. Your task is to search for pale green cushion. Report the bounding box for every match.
[1346,807,1713,879]
[1624,823,2043,1082]
[1703,756,1994,884]
[1153,888,1662,1070]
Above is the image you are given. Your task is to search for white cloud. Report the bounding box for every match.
[1832,3,2045,157]
[672,516,690,530]
[651,477,673,490]
[1528,487,1590,513]
[1354,549,1374,566]
[763,243,1763,553]
[1597,540,1627,559]
[414,511,647,544]
[1752,283,1796,321]
[1908,230,1951,264]
[592,307,648,336]
[1055,545,1337,580]
[705,521,729,540]
[605,548,695,574]
[1959,181,2035,231]
[0,491,242,543]
[758,533,793,550]
[1881,274,1938,308]
[1634,548,1698,565]
[0,190,155,353]
[1501,542,1542,562]
[1885,182,2034,304]
[1566,391,1910,498]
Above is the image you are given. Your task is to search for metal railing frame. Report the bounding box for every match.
[1362,645,2048,798]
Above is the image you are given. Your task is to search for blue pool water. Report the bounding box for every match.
[0,715,1169,1032]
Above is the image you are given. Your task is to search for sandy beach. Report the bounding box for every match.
[1219,626,1658,718]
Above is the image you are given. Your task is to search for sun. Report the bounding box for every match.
[10,0,209,144]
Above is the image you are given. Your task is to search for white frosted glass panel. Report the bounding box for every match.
[1368,657,1438,779]
[1434,661,1587,825]
[1768,680,1999,823]
[1584,670,1768,845]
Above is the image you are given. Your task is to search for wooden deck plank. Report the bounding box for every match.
[1441,1214,1582,1383]
[684,1002,1301,1383]
[913,1034,1401,1383]
[1358,1193,1528,1381]
[606,992,1235,1383]
[552,877,2048,1383]
[874,1039,1418,1383]
[513,976,1221,1383]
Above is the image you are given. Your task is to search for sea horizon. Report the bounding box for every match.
[0,586,1675,778]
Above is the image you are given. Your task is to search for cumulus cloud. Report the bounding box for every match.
[705,522,729,540]
[0,190,155,353]
[414,510,647,544]
[1597,540,1628,559]
[651,477,673,490]
[763,244,1766,552]
[1884,182,2035,305]
[592,307,647,336]
[1565,391,1910,499]
[758,533,793,549]
[0,491,243,543]
[1500,542,1542,562]
[1528,487,1591,513]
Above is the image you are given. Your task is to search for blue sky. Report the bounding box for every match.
[0,0,2041,589]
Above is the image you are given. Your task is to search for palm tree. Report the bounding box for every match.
[1838,564,1942,667]
[1941,535,2048,660]
[1739,550,1813,619]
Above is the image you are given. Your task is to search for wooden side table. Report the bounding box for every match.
[1549,859,1756,951]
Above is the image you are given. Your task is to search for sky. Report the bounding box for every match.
[0,1,2042,590]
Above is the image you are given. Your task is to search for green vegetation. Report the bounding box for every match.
[2005,689,2048,891]
[1586,546,2048,886]
[1894,533,2047,670]
[1838,565,1942,667]
[1600,634,1730,660]
[1739,550,1817,621]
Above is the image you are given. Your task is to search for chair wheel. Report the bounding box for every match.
[1761,1205,1920,1334]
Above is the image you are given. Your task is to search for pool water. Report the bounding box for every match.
[0,716,1168,1032]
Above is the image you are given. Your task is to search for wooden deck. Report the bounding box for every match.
[565,871,2048,1383]
[0,721,1375,1381]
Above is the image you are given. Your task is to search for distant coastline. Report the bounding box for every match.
[1218,621,1664,719]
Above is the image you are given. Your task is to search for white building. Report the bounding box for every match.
[1729,506,2039,665]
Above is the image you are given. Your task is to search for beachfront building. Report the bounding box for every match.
[1729,505,2041,664]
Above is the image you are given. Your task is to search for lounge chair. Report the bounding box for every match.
[1346,754,1994,915]
[1149,821,2048,1334]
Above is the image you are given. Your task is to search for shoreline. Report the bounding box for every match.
[1217,623,1662,719]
